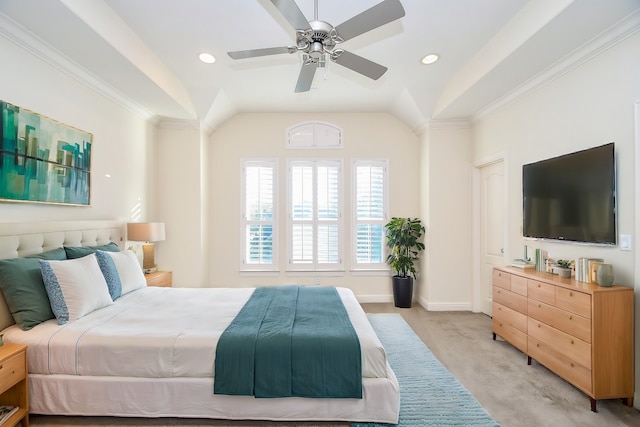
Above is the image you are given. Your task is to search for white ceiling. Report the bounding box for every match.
[0,0,638,131]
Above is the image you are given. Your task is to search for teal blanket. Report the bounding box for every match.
[214,285,362,398]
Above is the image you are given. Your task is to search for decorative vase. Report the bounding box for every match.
[557,268,571,278]
[596,264,614,287]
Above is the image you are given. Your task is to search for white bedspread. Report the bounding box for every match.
[2,286,388,380]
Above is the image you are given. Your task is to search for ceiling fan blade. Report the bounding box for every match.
[332,50,387,80]
[294,62,318,93]
[334,0,405,42]
[270,0,311,30]
[228,46,293,59]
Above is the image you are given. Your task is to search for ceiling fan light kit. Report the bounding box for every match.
[227,0,405,92]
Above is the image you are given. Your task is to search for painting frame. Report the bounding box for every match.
[0,100,92,206]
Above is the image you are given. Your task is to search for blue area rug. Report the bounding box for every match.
[354,314,500,427]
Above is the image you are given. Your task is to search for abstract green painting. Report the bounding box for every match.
[0,101,91,206]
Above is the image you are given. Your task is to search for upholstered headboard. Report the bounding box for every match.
[0,220,124,331]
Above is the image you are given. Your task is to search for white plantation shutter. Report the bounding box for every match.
[241,160,277,270]
[288,160,343,271]
[353,160,388,268]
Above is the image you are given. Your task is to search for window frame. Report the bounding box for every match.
[240,158,278,272]
[351,159,389,272]
[286,158,344,272]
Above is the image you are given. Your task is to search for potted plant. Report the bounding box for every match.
[385,217,425,308]
[555,259,572,278]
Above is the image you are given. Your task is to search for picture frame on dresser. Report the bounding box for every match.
[491,266,634,412]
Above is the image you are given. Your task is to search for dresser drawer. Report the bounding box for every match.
[493,302,527,333]
[493,286,527,314]
[528,318,591,369]
[527,280,555,305]
[0,351,26,395]
[556,287,591,318]
[493,317,527,353]
[528,299,591,343]
[529,336,592,394]
[510,275,527,296]
[493,269,511,290]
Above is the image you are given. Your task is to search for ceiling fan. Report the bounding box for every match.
[227,0,405,93]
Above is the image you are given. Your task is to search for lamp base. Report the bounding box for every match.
[141,243,157,272]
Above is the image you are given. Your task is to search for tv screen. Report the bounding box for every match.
[522,143,616,245]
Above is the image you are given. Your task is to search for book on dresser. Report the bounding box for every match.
[491,266,634,412]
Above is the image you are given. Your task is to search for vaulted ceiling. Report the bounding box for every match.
[1,0,638,131]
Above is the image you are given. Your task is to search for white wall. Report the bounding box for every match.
[154,123,209,287]
[472,31,640,408]
[0,35,153,225]
[418,125,473,310]
[206,112,420,300]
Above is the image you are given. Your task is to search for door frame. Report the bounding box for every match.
[472,152,509,313]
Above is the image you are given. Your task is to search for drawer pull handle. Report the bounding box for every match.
[537,344,540,348]
[571,363,574,367]
[571,340,574,344]
[569,292,573,296]
[569,315,573,320]
[538,284,541,288]
[538,304,541,308]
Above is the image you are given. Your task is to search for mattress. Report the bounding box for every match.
[2,286,389,380]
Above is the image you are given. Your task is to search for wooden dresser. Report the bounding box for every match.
[492,266,634,412]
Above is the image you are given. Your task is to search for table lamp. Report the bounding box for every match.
[127,222,165,273]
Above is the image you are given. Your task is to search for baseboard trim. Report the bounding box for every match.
[356,294,394,304]
[421,299,472,311]
[356,294,472,311]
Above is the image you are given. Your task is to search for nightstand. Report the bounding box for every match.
[145,270,172,287]
[0,343,29,427]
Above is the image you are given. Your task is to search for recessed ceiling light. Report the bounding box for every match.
[198,52,216,64]
[421,54,439,65]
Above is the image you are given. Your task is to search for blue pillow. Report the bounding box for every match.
[64,242,120,259]
[0,248,66,330]
[95,250,122,300]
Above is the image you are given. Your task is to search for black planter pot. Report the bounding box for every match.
[392,276,413,308]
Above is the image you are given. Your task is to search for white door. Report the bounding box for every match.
[480,161,504,316]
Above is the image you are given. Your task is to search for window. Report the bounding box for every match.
[352,160,388,269]
[241,160,277,271]
[287,159,343,271]
[286,122,343,149]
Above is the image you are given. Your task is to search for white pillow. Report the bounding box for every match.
[99,250,147,295]
[40,254,113,324]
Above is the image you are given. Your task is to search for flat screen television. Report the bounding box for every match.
[522,142,616,245]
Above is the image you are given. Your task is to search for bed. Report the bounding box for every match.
[0,221,400,424]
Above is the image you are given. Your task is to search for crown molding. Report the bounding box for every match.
[473,9,640,122]
[0,12,155,121]
[427,119,471,130]
[156,118,201,130]
[155,117,214,135]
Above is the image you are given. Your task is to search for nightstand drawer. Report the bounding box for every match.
[0,351,25,395]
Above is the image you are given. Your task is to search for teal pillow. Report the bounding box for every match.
[0,248,67,330]
[64,242,120,259]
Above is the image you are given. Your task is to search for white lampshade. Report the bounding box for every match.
[127,222,165,243]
